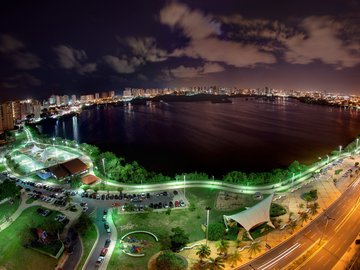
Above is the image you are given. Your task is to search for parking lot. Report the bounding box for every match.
[80,189,188,212]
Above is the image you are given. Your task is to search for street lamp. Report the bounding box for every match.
[102,158,106,188]
[183,175,186,198]
[205,207,211,246]
[319,211,335,245]
[291,173,295,189]
[339,145,342,156]
[327,155,330,164]
[357,138,359,149]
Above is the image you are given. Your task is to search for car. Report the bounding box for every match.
[95,256,104,266]
[173,190,178,195]
[104,222,109,229]
[104,239,111,248]
[25,187,31,191]
[96,194,100,200]
[100,247,108,256]
[114,194,119,200]
[106,227,111,234]
[103,209,108,215]
[175,201,179,207]
[101,194,105,200]
[80,202,87,207]
[102,214,107,222]
[146,193,150,198]
[169,201,174,208]
[180,201,185,207]
[82,207,89,213]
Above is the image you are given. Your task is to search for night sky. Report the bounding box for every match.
[0,0,360,101]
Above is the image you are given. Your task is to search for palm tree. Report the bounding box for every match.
[287,220,298,234]
[227,250,242,267]
[309,202,320,217]
[298,203,305,210]
[207,257,225,270]
[248,241,262,259]
[216,240,229,257]
[298,212,309,227]
[196,244,211,263]
[235,239,241,248]
[117,187,124,196]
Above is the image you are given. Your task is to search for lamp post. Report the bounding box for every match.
[327,155,330,164]
[102,158,106,188]
[206,207,211,246]
[184,175,186,198]
[339,145,342,156]
[291,173,295,190]
[319,211,334,245]
[357,138,359,149]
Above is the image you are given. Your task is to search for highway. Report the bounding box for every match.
[237,176,360,270]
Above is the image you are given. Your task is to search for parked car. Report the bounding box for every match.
[95,256,104,266]
[100,247,108,256]
[104,239,111,248]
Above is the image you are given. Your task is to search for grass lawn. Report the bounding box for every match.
[0,163,6,172]
[77,222,98,270]
[0,197,20,222]
[0,206,61,270]
[108,233,162,270]
[108,188,260,270]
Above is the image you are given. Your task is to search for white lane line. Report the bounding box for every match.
[258,243,301,270]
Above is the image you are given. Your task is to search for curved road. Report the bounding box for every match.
[236,176,360,270]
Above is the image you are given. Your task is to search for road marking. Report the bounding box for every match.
[316,255,325,264]
[258,243,301,270]
[335,198,360,232]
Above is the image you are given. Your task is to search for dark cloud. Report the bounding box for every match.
[53,45,96,74]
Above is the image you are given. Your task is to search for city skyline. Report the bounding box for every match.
[1,0,360,102]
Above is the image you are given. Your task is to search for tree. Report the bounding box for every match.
[216,239,229,257]
[287,220,298,234]
[207,257,225,270]
[74,214,92,234]
[117,187,124,195]
[93,186,99,193]
[170,227,189,252]
[248,241,261,259]
[309,202,320,217]
[0,180,21,200]
[298,212,309,227]
[227,250,242,267]
[156,250,186,270]
[83,185,90,191]
[196,244,211,263]
[208,223,225,241]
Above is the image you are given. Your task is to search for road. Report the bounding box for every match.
[83,206,109,270]
[237,176,360,270]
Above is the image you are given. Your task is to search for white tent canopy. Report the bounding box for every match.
[223,194,275,239]
[30,145,43,155]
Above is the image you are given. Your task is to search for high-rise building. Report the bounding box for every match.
[109,91,115,98]
[71,95,77,104]
[95,93,100,100]
[101,92,108,99]
[11,101,21,122]
[0,102,14,131]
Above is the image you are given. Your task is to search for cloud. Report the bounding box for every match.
[137,74,148,81]
[0,35,41,70]
[169,62,225,78]
[160,2,221,39]
[53,45,96,74]
[12,52,41,70]
[0,35,24,53]
[220,15,360,69]
[281,17,360,69]
[159,2,276,68]
[102,55,144,74]
[121,36,168,62]
[1,73,42,89]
